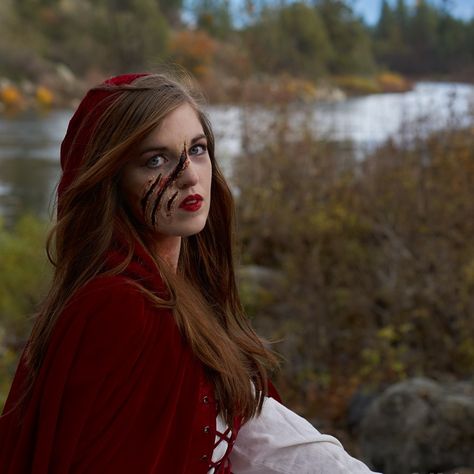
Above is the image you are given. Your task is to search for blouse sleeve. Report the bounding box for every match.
[230,396,380,474]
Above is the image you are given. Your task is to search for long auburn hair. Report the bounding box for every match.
[24,73,278,425]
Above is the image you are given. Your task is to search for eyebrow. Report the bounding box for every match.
[139,133,207,155]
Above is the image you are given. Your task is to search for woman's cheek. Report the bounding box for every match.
[165,189,179,218]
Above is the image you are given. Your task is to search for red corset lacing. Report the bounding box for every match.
[208,419,237,473]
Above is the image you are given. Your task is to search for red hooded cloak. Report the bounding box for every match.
[0,74,239,473]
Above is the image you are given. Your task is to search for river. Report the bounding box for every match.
[0,81,472,222]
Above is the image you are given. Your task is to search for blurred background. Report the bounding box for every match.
[0,1,473,472]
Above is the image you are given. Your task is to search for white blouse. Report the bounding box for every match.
[228,396,380,474]
[208,414,233,474]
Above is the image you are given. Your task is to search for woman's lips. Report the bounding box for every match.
[179,194,203,212]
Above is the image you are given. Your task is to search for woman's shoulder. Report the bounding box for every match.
[48,274,179,381]
[59,274,172,342]
[71,274,144,302]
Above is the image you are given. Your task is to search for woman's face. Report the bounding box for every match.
[120,102,212,239]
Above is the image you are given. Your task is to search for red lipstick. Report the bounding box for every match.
[179,194,203,212]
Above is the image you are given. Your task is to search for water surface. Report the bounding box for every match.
[0,82,472,222]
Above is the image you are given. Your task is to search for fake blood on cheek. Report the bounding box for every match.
[140,173,162,215]
[139,144,189,227]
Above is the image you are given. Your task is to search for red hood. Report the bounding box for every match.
[58,73,150,216]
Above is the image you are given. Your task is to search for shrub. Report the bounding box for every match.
[334,75,381,95]
[0,215,50,406]
[235,109,474,424]
[169,29,217,79]
[376,72,411,93]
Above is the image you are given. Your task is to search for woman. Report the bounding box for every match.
[0,73,378,473]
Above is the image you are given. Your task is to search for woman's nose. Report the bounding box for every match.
[176,158,198,189]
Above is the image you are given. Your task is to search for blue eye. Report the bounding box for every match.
[146,155,166,168]
[189,144,207,156]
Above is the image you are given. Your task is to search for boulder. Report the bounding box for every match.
[358,377,474,474]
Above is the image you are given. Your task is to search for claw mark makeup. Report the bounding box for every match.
[150,143,189,227]
[121,102,212,241]
[141,174,162,217]
[166,191,179,217]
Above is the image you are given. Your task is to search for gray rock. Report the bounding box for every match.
[358,377,474,474]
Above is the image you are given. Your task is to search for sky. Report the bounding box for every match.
[352,0,474,25]
[184,0,474,26]
[202,0,474,26]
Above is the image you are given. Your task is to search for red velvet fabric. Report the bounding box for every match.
[0,73,278,472]
[57,72,149,214]
[0,74,222,473]
[0,239,228,473]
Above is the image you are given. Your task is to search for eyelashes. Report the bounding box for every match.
[143,143,207,170]
[146,156,166,168]
[189,143,207,156]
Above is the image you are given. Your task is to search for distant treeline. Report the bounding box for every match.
[374,0,474,76]
[0,0,472,87]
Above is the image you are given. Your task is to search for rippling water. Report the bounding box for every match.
[0,82,472,222]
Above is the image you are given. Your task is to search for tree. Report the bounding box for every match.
[315,0,376,74]
[159,0,183,25]
[94,0,169,71]
[244,2,333,78]
[374,0,410,71]
[193,0,233,39]
[408,0,439,72]
[376,0,396,41]
[394,0,408,37]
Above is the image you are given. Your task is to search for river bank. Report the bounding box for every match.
[0,65,416,112]
[1,80,472,222]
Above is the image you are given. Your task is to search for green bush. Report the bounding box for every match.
[0,215,50,407]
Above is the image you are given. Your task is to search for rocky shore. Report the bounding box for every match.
[353,378,474,474]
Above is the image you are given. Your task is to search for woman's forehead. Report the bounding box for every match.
[140,103,205,152]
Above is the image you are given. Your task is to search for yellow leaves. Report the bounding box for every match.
[377,325,397,341]
[376,323,412,342]
[335,73,412,95]
[0,84,54,111]
[335,75,381,95]
[309,204,366,237]
[310,209,337,234]
[360,325,410,380]
[376,72,411,92]
[0,84,24,109]
[35,85,54,108]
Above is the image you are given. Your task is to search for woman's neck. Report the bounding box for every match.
[151,235,181,273]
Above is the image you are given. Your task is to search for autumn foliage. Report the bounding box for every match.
[234,110,474,428]
[169,30,217,79]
